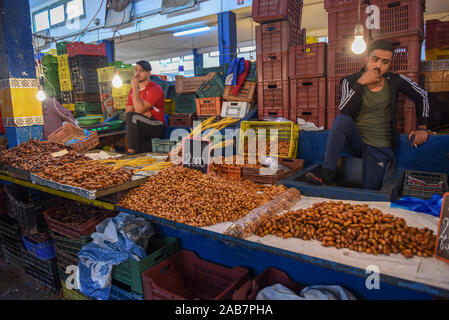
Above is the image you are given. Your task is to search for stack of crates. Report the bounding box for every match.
[67,42,107,115]
[325,0,425,133]
[57,42,74,104]
[97,62,134,119]
[42,54,60,98]
[252,0,305,120]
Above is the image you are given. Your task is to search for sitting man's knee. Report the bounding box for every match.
[332,114,354,128]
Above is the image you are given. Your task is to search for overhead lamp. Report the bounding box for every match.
[173,26,211,37]
[36,78,46,102]
[351,0,367,55]
[112,72,123,88]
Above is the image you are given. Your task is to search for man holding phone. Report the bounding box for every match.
[306,40,430,190]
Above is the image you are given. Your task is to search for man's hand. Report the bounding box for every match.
[357,68,382,86]
[408,129,429,147]
[130,76,139,89]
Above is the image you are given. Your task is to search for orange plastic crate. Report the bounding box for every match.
[195,97,222,116]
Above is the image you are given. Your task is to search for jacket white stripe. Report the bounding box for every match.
[339,79,355,110]
[398,74,430,118]
[132,114,164,126]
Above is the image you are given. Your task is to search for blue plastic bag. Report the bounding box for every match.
[391,194,443,217]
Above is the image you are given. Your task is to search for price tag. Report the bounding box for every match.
[51,149,69,158]
[181,137,211,174]
[435,193,449,264]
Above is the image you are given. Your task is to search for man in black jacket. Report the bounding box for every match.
[306,40,430,190]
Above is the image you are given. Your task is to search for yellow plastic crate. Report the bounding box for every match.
[426,48,449,61]
[61,280,89,300]
[97,66,135,83]
[239,121,299,159]
[114,96,128,109]
[60,78,73,91]
[63,103,75,112]
[112,84,131,97]
[58,66,71,81]
[164,99,175,114]
[57,54,69,69]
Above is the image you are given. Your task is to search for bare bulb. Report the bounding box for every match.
[112,74,123,88]
[352,35,367,55]
[36,89,46,102]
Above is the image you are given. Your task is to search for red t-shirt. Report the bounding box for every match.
[127,81,165,124]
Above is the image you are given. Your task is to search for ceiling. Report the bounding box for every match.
[115,0,449,63]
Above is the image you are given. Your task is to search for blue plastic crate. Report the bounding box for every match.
[5,125,43,148]
[22,235,56,260]
[110,285,143,300]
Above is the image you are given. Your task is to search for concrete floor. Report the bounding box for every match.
[0,251,61,300]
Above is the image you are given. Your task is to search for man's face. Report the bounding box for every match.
[364,49,393,78]
[135,64,151,82]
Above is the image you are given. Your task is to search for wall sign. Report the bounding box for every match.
[182,137,211,174]
[435,192,449,264]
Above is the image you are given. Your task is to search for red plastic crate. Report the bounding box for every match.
[256,51,289,82]
[169,113,197,127]
[370,0,425,39]
[252,0,303,27]
[232,267,304,300]
[256,21,304,55]
[66,42,106,57]
[195,97,222,116]
[289,77,327,126]
[327,43,366,77]
[397,99,417,133]
[324,0,360,10]
[426,19,449,50]
[327,4,371,45]
[141,250,249,300]
[373,32,422,74]
[289,42,327,78]
[257,80,290,120]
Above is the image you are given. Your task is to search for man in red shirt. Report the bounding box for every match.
[125,60,166,154]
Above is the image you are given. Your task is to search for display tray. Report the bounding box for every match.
[3,166,32,182]
[29,173,147,200]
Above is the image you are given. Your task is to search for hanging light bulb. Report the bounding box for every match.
[351,24,367,55]
[112,72,123,88]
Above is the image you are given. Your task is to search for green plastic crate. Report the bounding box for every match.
[196,74,225,98]
[42,55,58,66]
[246,62,257,82]
[50,231,91,256]
[75,103,102,116]
[111,236,179,294]
[174,94,197,113]
[151,138,178,154]
[57,42,67,55]
[195,64,230,80]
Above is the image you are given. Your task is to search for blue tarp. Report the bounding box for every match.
[392,194,444,217]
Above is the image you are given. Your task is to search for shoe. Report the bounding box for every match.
[305,167,335,185]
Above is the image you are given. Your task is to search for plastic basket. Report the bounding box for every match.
[56,42,67,55]
[50,230,91,256]
[195,64,230,79]
[0,215,21,240]
[223,81,257,105]
[327,43,367,77]
[59,78,73,92]
[426,19,449,51]
[55,247,78,271]
[195,97,223,116]
[255,21,304,55]
[99,82,113,95]
[175,73,217,94]
[66,42,106,57]
[256,51,289,82]
[22,235,56,260]
[1,234,23,257]
[61,90,74,104]
[174,94,197,113]
[402,170,448,199]
[252,0,303,27]
[221,101,251,119]
[326,4,371,44]
[246,62,258,82]
[211,164,242,181]
[43,204,115,239]
[4,185,53,235]
[24,263,61,291]
[48,122,99,153]
[370,0,425,39]
[289,42,327,78]
[114,96,128,110]
[169,113,197,127]
[61,280,89,300]
[164,99,175,114]
[232,267,304,300]
[242,158,304,184]
[141,250,249,300]
[239,121,300,159]
[1,245,24,268]
[112,84,131,98]
[22,247,58,274]
[426,48,449,61]
[112,236,179,295]
[151,138,178,154]
[196,75,225,98]
[110,284,144,300]
[73,92,101,103]
[257,80,289,120]
[57,54,69,69]
[289,76,327,127]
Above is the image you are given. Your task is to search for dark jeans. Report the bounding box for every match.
[125,112,165,153]
[322,115,394,190]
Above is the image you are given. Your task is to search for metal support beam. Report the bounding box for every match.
[193,48,203,76]
[100,40,115,63]
[217,11,237,65]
